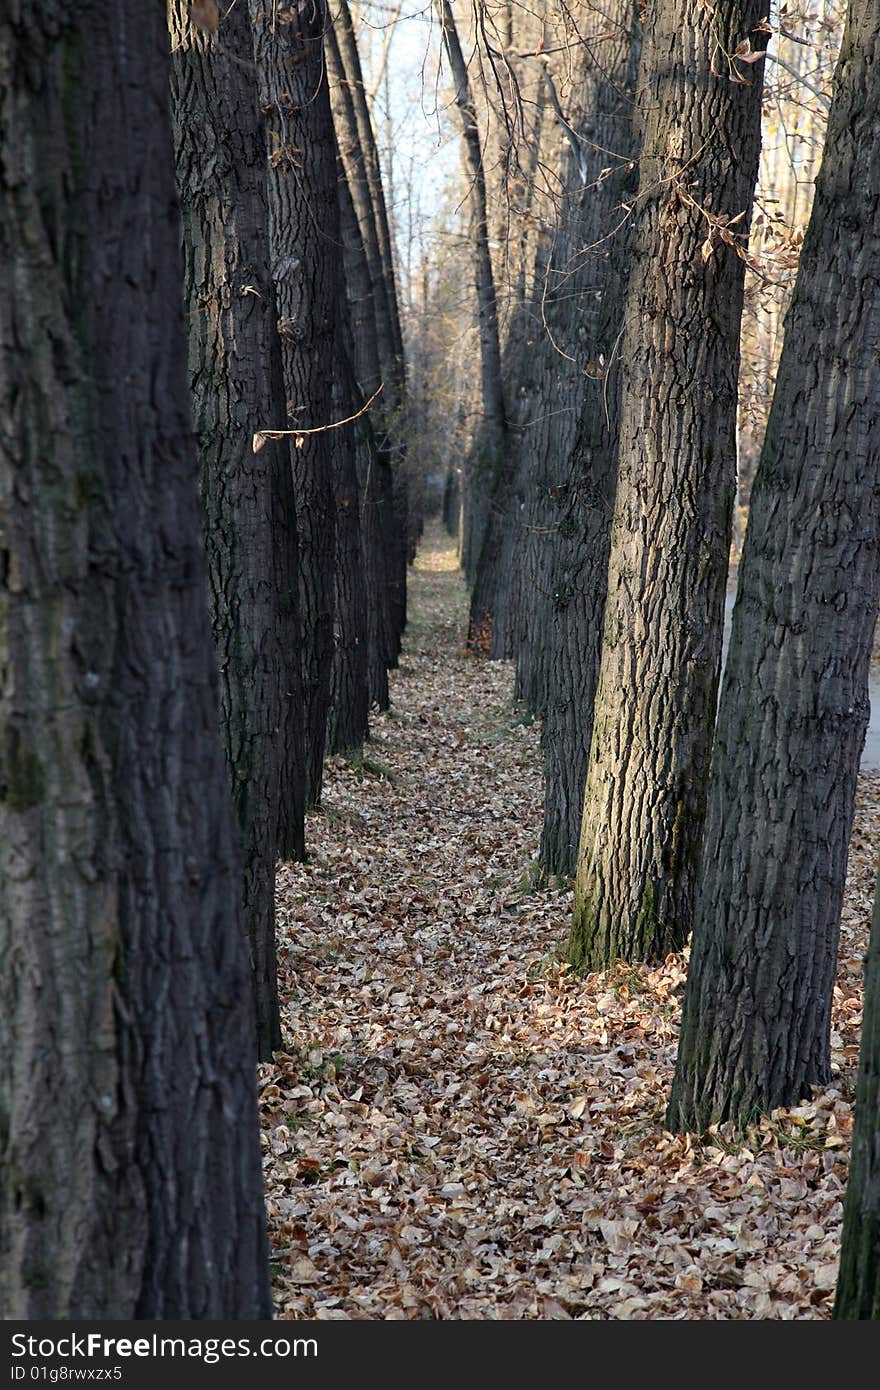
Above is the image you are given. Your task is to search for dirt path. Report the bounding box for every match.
[263,523,874,1319]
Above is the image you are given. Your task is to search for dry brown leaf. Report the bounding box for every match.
[288,1255,321,1285]
[261,523,872,1322]
[190,0,219,33]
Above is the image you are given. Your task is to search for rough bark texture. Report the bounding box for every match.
[336,152,394,708]
[353,411,393,715]
[0,0,270,1317]
[272,376,311,862]
[326,4,408,667]
[492,228,553,675]
[326,12,397,393]
[498,7,638,682]
[835,860,880,1318]
[508,6,642,877]
[668,0,880,1130]
[250,0,339,807]
[169,0,299,1056]
[327,301,370,754]
[569,1,769,970]
[537,189,638,872]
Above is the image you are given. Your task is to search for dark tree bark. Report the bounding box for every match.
[350,403,393,717]
[327,300,370,754]
[168,0,303,1057]
[443,470,461,538]
[326,9,398,392]
[537,31,641,877]
[835,861,880,1319]
[0,0,270,1317]
[250,0,339,807]
[332,0,405,372]
[272,383,311,863]
[325,5,408,664]
[336,149,395,707]
[487,3,642,876]
[569,0,769,970]
[493,227,554,680]
[668,0,880,1131]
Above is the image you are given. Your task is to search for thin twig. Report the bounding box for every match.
[252,384,384,452]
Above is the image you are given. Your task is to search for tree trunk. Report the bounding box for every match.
[0,0,269,1317]
[168,0,299,1057]
[435,0,508,643]
[835,859,880,1318]
[332,0,405,371]
[250,0,340,807]
[443,470,461,537]
[272,391,310,863]
[488,3,642,876]
[326,16,398,394]
[327,301,370,754]
[335,149,395,707]
[568,0,769,970]
[326,6,408,664]
[668,0,880,1130]
[435,0,507,440]
[537,47,641,876]
[486,69,548,667]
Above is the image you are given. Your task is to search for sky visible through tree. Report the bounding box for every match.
[358,3,459,290]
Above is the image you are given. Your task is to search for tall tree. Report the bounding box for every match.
[168,0,302,1058]
[326,300,371,755]
[569,0,769,970]
[496,4,642,876]
[435,0,508,612]
[326,16,398,400]
[328,1,409,660]
[0,0,269,1316]
[328,56,401,703]
[332,0,406,372]
[835,859,880,1319]
[668,0,880,1130]
[250,0,339,807]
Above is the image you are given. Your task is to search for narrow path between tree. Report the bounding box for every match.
[263,522,874,1319]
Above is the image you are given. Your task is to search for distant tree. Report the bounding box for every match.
[327,292,371,755]
[327,56,402,707]
[435,0,508,604]
[668,0,880,1130]
[569,0,769,970]
[326,16,399,409]
[328,1,410,654]
[0,0,269,1316]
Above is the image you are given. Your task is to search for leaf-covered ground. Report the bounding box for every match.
[262,523,874,1320]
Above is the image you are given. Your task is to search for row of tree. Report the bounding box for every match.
[441,0,879,1316]
[169,0,416,1059]
[0,0,409,1317]
[2,0,878,1321]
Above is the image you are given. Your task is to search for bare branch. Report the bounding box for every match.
[252,384,384,452]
